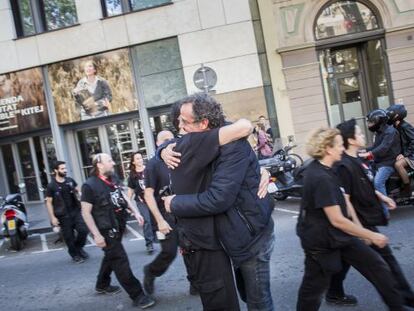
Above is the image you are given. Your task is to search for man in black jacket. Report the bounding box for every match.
[162,94,275,311]
[46,161,88,263]
[328,119,414,308]
[387,104,414,196]
[360,109,401,217]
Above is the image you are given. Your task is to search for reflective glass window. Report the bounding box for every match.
[315,1,379,40]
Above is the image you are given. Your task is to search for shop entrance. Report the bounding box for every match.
[0,136,56,203]
[76,119,146,180]
[315,1,392,140]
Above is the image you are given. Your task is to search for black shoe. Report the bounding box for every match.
[189,284,199,296]
[72,256,85,264]
[133,293,156,309]
[326,294,358,306]
[78,249,89,259]
[146,243,154,255]
[95,285,121,295]
[143,265,155,295]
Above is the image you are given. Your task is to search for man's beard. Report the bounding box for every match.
[57,172,67,178]
[103,169,114,178]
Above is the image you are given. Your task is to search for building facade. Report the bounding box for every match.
[0,0,277,206]
[259,0,414,154]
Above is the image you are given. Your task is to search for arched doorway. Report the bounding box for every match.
[315,0,393,136]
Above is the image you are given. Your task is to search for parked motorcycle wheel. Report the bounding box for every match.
[273,192,288,201]
[10,234,22,251]
[288,153,304,166]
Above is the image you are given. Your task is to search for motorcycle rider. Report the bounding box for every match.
[386,104,414,197]
[359,109,401,218]
[46,161,89,263]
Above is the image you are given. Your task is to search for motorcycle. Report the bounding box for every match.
[385,170,414,208]
[272,139,304,167]
[0,183,29,250]
[259,155,307,201]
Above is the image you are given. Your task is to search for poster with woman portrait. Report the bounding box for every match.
[48,49,138,124]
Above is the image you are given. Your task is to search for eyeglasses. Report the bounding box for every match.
[178,116,200,126]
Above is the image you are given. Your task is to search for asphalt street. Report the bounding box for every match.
[0,199,414,311]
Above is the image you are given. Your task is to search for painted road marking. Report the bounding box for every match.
[274,208,299,215]
[126,224,144,241]
[32,233,63,254]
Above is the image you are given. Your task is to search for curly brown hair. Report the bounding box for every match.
[306,127,340,160]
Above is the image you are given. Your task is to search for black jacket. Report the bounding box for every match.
[397,120,414,159]
[171,139,274,266]
[368,124,401,168]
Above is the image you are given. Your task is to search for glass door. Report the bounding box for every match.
[319,40,391,140]
[16,140,41,202]
[1,144,19,194]
[77,128,102,178]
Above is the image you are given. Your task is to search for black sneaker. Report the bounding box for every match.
[95,285,121,295]
[133,293,155,309]
[326,294,358,306]
[143,265,155,295]
[72,256,85,264]
[146,243,154,255]
[78,249,89,259]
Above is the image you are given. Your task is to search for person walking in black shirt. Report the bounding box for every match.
[127,151,155,254]
[142,130,193,296]
[46,161,88,263]
[296,127,405,311]
[325,119,414,308]
[81,153,155,309]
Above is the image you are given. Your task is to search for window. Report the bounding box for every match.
[101,0,172,17]
[315,1,379,40]
[11,0,78,37]
[132,37,187,108]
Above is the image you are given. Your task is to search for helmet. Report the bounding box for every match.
[386,104,407,125]
[366,109,388,132]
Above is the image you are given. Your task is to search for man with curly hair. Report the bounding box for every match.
[160,93,275,310]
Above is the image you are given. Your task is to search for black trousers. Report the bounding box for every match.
[57,211,88,258]
[183,249,240,311]
[96,230,144,300]
[328,226,414,303]
[297,238,404,311]
[147,228,178,277]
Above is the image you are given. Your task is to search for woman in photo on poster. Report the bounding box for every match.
[72,60,112,120]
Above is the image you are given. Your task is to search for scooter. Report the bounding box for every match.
[259,156,306,201]
[0,184,29,250]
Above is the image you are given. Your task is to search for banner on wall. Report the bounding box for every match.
[48,49,138,124]
[0,68,49,137]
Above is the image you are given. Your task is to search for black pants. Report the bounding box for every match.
[297,239,404,311]
[147,228,178,277]
[183,249,240,311]
[328,227,414,303]
[96,230,144,300]
[57,212,88,258]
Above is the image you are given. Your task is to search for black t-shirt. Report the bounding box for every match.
[81,175,128,231]
[144,157,170,214]
[46,177,78,214]
[171,128,221,250]
[297,160,352,250]
[334,153,386,227]
[127,170,145,202]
